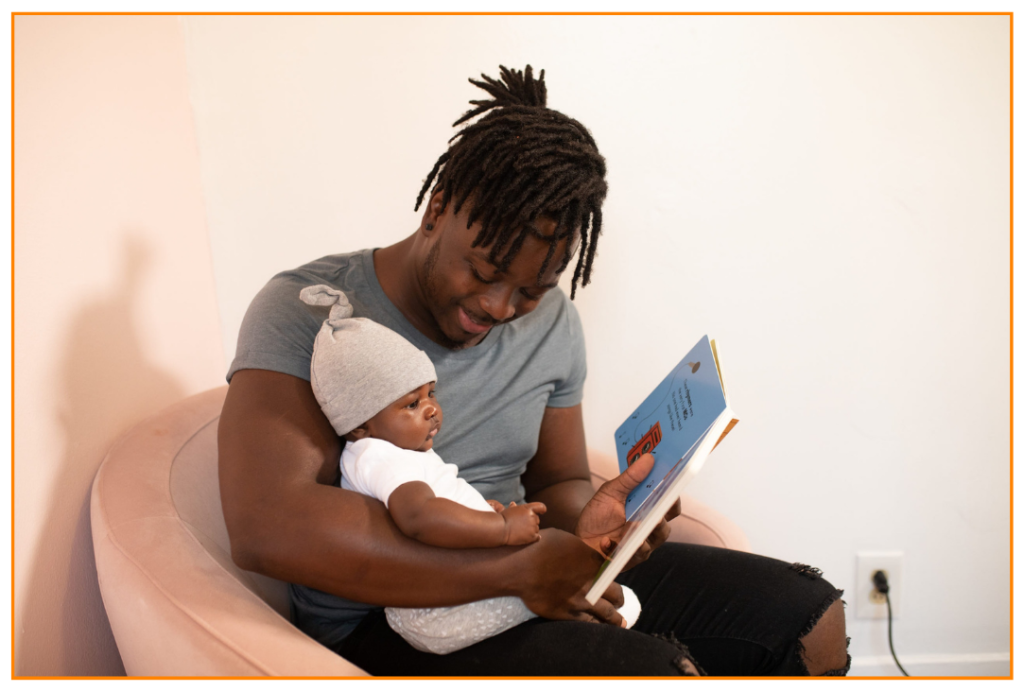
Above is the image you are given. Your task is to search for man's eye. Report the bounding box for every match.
[521,288,543,301]
[470,266,495,284]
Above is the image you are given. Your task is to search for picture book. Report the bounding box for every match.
[585,335,738,605]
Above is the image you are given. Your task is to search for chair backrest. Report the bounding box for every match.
[90,386,364,676]
[166,393,291,617]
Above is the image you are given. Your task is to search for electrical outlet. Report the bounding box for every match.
[856,551,903,619]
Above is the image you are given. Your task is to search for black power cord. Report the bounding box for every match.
[872,570,910,676]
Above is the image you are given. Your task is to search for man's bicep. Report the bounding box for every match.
[218,369,341,567]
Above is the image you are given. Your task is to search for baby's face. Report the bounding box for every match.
[363,382,443,452]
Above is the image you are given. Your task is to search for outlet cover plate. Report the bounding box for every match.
[856,551,903,619]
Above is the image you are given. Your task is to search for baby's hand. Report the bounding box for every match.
[500,501,547,545]
[486,499,505,513]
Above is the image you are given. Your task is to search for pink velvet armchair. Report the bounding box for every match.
[91,386,748,676]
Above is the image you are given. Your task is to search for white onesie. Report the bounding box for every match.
[340,437,640,654]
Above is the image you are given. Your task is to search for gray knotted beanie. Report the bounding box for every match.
[299,284,437,436]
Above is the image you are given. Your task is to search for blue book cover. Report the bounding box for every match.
[615,335,732,520]
[587,336,738,604]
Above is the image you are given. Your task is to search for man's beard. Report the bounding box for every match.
[421,238,469,350]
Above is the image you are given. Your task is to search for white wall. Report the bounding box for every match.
[182,15,1010,675]
[13,16,226,675]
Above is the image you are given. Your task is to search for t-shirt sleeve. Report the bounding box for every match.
[545,296,587,408]
[342,442,429,508]
[227,272,324,383]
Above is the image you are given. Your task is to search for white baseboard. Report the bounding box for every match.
[848,652,1010,677]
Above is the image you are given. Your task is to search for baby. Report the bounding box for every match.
[299,284,639,654]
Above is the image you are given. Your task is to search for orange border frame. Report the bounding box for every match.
[8,9,1011,679]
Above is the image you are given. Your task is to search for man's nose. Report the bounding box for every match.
[479,285,516,322]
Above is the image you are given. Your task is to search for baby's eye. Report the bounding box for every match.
[406,400,418,409]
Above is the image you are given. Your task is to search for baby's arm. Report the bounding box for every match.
[388,481,546,548]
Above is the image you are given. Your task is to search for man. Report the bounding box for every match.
[218,65,849,676]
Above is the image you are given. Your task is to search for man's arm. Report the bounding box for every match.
[217,369,614,619]
[521,404,596,531]
[521,404,681,567]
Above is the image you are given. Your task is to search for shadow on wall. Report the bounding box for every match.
[17,235,187,676]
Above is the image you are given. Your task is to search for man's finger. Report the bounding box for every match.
[597,453,656,503]
[646,518,672,550]
[644,498,681,551]
[602,581,624,608]
[663,497,682,523]
[632,542,653,565]
[587,596,624,627]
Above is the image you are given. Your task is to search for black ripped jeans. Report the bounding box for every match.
[332,543,849,676]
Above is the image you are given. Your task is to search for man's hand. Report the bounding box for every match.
[500,501,547,545]
[572,453,681,570]
[514,528,624,627]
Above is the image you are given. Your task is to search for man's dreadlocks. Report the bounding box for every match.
[414,65,607,299]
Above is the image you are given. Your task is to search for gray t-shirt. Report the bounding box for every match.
[228,248,587,647]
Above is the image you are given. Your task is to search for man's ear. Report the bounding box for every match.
[421,189,446,237]
[344,426,370,442]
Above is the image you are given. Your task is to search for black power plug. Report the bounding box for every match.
[872,570,908,676]
[872,569,890,595]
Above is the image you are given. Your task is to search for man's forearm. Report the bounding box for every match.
[520,405,595,533]
[526,478,595,532]
[235,482,524,607]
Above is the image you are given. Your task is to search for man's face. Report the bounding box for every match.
[361,382,443,452]
[420,202,576,349]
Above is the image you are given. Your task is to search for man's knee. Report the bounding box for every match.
[651,633,703,676]
[798,598,850,676]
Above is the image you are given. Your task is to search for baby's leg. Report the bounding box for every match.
[385,596,535,655]
[386,586,641,655]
